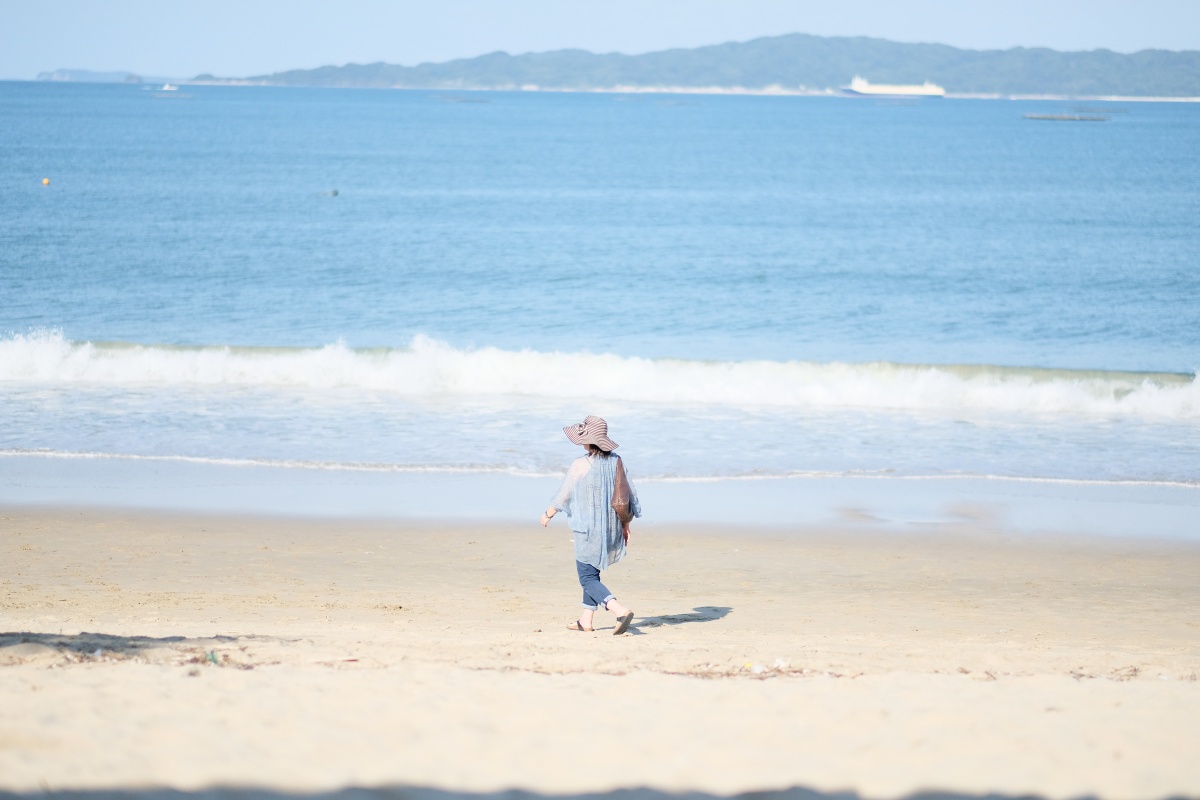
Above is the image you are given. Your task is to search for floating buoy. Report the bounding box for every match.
[42,177,50,186]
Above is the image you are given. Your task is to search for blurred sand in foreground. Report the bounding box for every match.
[1,507,1198,800]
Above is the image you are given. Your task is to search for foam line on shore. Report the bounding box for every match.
[4,448,1197,489]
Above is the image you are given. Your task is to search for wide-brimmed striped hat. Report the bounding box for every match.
[564,415,618,451]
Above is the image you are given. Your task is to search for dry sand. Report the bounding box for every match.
[1,506,1198,799]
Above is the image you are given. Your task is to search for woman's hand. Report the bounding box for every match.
[540,508,556,527]
[622,522,630,544]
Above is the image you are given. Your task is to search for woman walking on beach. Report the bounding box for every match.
[540,415,641,635]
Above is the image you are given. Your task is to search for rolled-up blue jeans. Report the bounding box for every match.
[576,560,615,610]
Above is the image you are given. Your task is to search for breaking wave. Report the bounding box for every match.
[2,329,1197,419]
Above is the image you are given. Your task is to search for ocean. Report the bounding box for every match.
[2,81,1199,515]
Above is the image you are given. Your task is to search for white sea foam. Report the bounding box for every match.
[0,449,561,478]
[3,449,1197,489]
[1,330,1197,419]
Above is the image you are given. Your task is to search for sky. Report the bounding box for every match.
[2,0,1198,80]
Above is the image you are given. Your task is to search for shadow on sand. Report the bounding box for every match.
[0,631,237,656]
[0,786,1075,800]
[0,631,291,665]
[633,606,732,633]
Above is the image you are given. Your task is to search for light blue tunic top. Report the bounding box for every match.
[550,453,642,570]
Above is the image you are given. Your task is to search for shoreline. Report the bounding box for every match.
[13,78,1200,102]
[3,453,1198,539]
[8,448,1200,489]
[181,83,1200,102]
[2,506,1198,797]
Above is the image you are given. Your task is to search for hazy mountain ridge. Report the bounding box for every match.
[36,69,175,84]
[223,33,1200,96]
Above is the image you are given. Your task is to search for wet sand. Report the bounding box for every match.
[1,507,1198,799]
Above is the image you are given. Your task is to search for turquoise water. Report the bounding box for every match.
[2,82,1199,485]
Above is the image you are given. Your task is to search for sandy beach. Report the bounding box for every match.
[1,506,1198,799]
[6,26,1200,800]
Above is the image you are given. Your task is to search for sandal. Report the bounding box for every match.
[566,621,594,632]
[613,611,635,636]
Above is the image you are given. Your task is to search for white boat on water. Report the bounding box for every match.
[842,76,945,99]
[152,82,190,98]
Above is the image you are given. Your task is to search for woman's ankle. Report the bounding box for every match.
[605,599,628,616]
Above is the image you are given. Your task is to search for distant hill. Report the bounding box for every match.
[36,69,174,85]
[211,33,1200,97]
[38,69,143,83]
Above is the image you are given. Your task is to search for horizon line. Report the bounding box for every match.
[19,30,1200,83]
